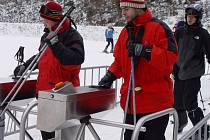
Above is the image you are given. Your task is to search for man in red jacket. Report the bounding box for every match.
[99,0,178,140]
[14,1,84,140]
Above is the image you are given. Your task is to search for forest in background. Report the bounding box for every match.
[0,0,209,26]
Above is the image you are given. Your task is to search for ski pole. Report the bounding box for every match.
[131,57,137,125]
[120,60,135,140]
[199,91,206,111]
[120,26,137,140]
[0,2,76,117]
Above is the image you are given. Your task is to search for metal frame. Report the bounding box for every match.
[3,65,116,138]
[19,100,38,140]
[5,109,32,139]
[179,112,210,140]
[5,62,209,139]
[19,105,146,140]
[19,105,178,140]
[131,108,179,140]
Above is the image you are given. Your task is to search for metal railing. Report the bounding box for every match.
[4,99,37,137]
[19,104,179,140]
[179,113,210,140]
[4,65,115,137]
[15,69,180,140]
[131,108,179,140]
[19,100,38,140]
[4,62,210,139]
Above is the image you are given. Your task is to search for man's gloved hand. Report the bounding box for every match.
[13,65,26,77]
[44,32,59,47]
[128,43,153,60]
[98,71,117,88]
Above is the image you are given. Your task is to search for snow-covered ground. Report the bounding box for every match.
[0,23,210,140]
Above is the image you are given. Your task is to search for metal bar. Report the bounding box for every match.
[5,112,11,133]
[120,71,133,140]
[98,68,101,83]
[19,100,38,140]
[131,108,178,140]
[76,123,86,140]
[4,125,36,136]
[8,105,37,115]
[84,70,86,86]
[172,110,179,140]
[6,110,33,140]
[91,69,94,85]
[10,66,110,78]
[131,57,136,126]
[86,123,101,140]
[179,113,210,140]
[81,66,109,70]
[89,118,146,132]
[13,111,17,132]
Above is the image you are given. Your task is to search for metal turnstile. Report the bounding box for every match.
[37,84,115,140]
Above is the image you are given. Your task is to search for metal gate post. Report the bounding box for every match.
[19,100,38,140]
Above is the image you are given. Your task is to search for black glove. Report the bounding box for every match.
[44,32,59,47]
[13,65,26,77]
[98,71,117,88]
[128,43,152,60]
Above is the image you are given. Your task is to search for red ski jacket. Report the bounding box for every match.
[109,10,178,114]
[36,19,84,94]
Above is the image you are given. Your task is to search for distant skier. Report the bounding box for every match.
[13,1,84,140]
[103,24,114,53]
[173,4,210,135]
[99,0,178,139]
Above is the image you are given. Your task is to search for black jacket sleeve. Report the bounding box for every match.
[203,29,210,64]
[49,28,85,65]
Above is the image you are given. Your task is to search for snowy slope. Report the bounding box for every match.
[0,23,210,140]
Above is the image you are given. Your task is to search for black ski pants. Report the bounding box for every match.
[124,113,169,140]
[174,77,201,111]
[173,77,204,126]
[105,38,114,51]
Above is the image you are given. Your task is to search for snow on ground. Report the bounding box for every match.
[0,22,210,140]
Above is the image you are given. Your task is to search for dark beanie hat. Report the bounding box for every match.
[39,1,63,22]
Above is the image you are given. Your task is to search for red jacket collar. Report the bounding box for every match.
[131,10,153,26]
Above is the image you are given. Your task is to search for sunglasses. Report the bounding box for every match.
[39,5,62,15]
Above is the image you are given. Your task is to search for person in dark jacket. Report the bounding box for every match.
[173,20,185,32]
[99,0,178,139]
[173,4,210,133]
[13,1,84,140]
[103,24,115,53]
